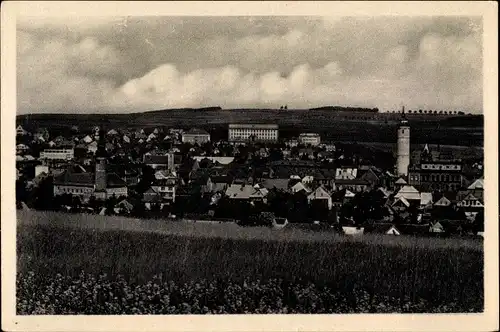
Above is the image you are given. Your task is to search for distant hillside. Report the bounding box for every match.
[16,108,483,147]
[310,106,379,112]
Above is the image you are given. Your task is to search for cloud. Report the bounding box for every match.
[16,16,483,114]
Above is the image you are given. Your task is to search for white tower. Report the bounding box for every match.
[396,108,410,177]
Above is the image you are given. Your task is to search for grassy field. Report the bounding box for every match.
[16,211,484,314]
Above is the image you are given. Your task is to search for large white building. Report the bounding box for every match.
[298,133,321,146]
[228,124,279,142]
[40,146,74,161]
[182,128,211,144]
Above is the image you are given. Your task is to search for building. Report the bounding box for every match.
[228,124,279,142]
[16,144,30,155]
[143,153,175,170]
[16,125,27,136]
[396,112,410,176]
[298,133,321,146]
[151,176,177,202]
[35,165,49,177]
[182,128,211,144]
[40,146,75,161]
[408,145,464,192]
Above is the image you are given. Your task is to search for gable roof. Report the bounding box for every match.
[395,185,421,201]
[185,128,210,135]
[307,186,331,200]
[392,196,410,208]
[366,223,400,235]
[467,178,484,190]
[344,189,356,198]
[395,177,408,185]
[261,178,289,191]
[225,184,268,199]
[291,181,311,193]
[54,171,94,187]
[434,196,452,207]
[420,192,433,205]
[144,154,171,165]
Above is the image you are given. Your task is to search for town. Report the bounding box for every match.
[15,110,484,238]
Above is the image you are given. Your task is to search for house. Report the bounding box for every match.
[456,192,483,209]
[40,146,75,161]
[342,226,364,235]
[122,135,131,144]
[307,186,333,210]
[394,177,408,191]
[201,175,232,194]
[335,167,357,180]
[107,129,119,136]
[151,176,177,202]
[467,177,484,200]
[429,221,445,233]
[261,178,289,191]
[333,178,371,193]
[54,171,128,199]
[82,135,93,144]
[434,195,452,207]
[87,141,98,154]
[35,128,50,141]
[16,144,30,155]
[298,133,321,146]
[367,223,401,236]
[182,128,211,144]
[114,199,134,214]
[225,183,269,202]
[16,125,27,136]
[142,187,167,210]
[143,153,175,170]
[290,181,311,194]
[394,185,421,203]
[420,192,433,208]
[392,196,410,212]
[193,156,235,165]
[147,133,157,142]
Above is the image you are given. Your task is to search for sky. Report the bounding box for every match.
[16,16,483,114]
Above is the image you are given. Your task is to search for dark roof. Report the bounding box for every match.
[334,178,371,185]
[143,154,171,165]
[107,173,127,188]
[54,170,126,188]
[54,171,94,187]
[185,128,210,135]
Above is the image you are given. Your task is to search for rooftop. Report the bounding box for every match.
[229,124,279,129]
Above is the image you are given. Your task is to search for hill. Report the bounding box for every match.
[16,108,484,146]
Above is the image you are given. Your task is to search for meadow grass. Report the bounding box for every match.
[16,210,484,311]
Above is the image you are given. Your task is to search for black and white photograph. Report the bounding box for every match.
[1,1,498,331]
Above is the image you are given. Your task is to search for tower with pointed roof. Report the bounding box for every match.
[396,106,410,177]
[94,127,107,198]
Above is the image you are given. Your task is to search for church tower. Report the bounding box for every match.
[396,107,410,177]
[94,127,107,199]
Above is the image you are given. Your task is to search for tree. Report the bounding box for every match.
[137,165,155,194]
[473,210,484,233]
[32,176,55,210]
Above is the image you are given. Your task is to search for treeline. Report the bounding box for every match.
[310,106,379,112]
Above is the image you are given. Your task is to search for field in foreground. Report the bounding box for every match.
[17,211,483,314]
